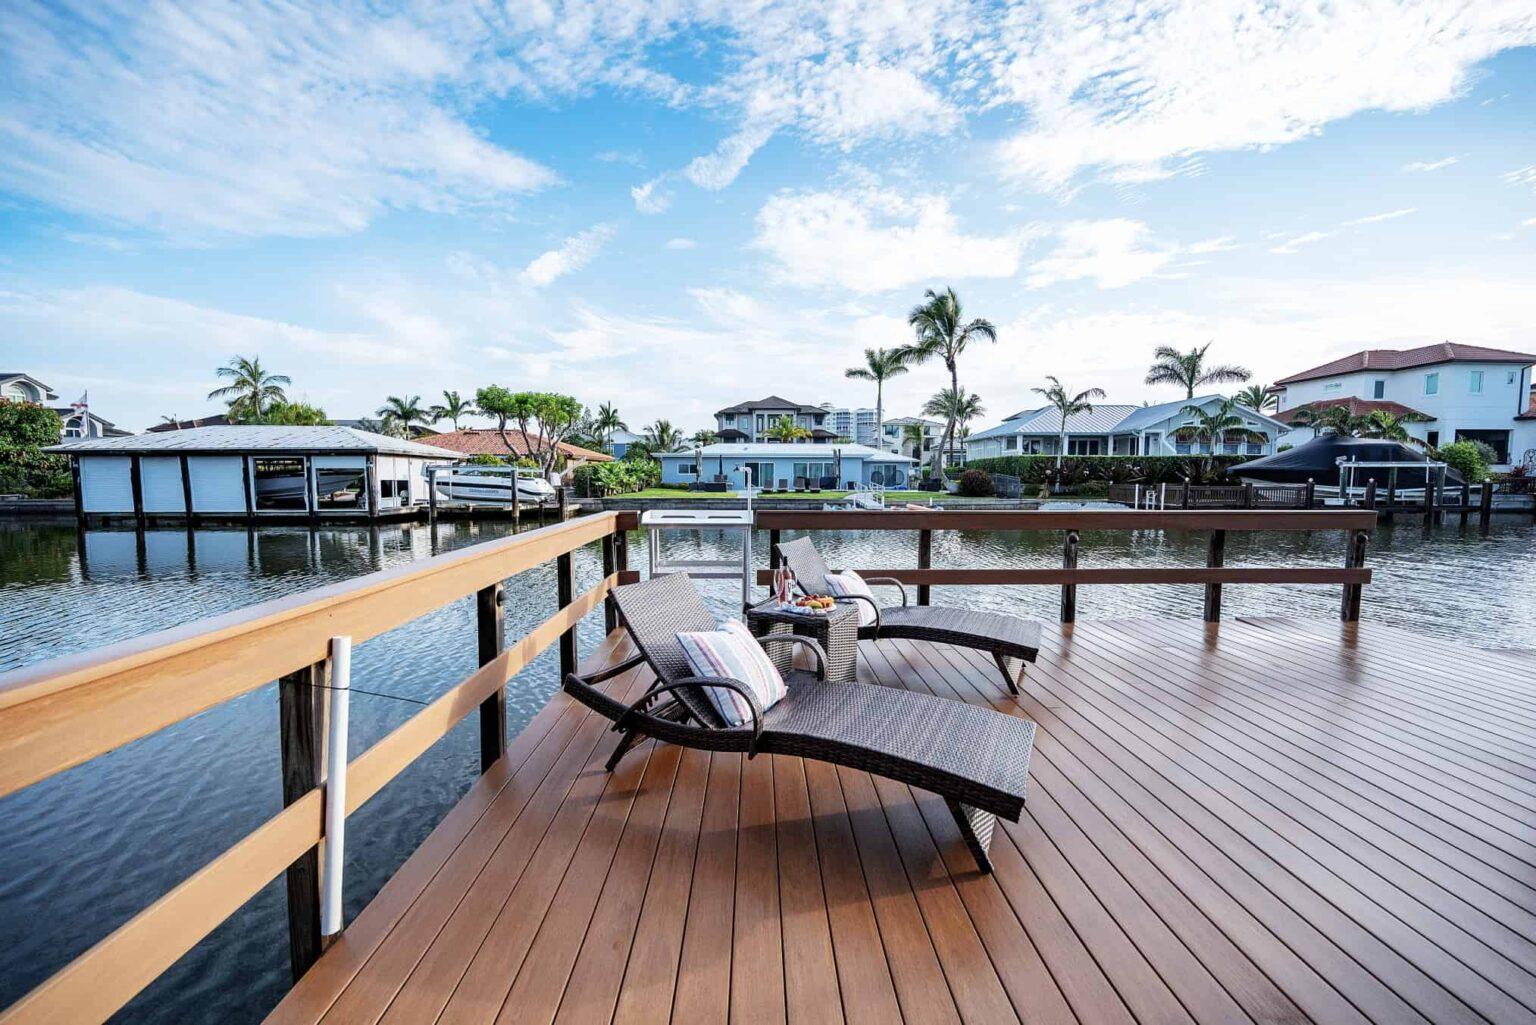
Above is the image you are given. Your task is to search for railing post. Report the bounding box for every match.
[1422,470,1435,526]
[278,660,328,981]
[768,528,782,597]
[1304,478,1316,508]
[1202,529,1226,622]
[917,528,932,606]
[557,551,577,679]
[1459,481,1470,526]
[1479,481,1494,535]
[1060,529,1079,623]
[601,531,618,633]
[1386,468,1397,506]
[1363,479,1377,511]
[1243,483,1254,509]
[476,583,506,773]
[615,523,630,578]
[1340,528,1369,622]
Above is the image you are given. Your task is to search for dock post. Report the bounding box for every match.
[476,583,506,773]
[1181,478,1191,509]
[1423,471,1434,526]
[1459,482,1470,526]
[917,528,933,606]
[1363,479,1377,511]
[1340,528,1369,622]
[602,531,618,633]
[615,522,630,580]
[1479,481,1494,535]
[557,551,577,680]
[1060,529,1079,623]
[1386,468,1397,507]
[1304,478,1316,508]
[278,659,328,981]
[1202,529,1226,622]
[557,485,568,520]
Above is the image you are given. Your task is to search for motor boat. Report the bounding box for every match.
[255,469,365,502]
[434,467,557,504]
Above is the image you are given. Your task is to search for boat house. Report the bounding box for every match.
[49,425,458,522]
[658,441,916,489]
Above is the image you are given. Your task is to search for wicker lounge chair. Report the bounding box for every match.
[563,573,1035,872]
[776,536,1041,693]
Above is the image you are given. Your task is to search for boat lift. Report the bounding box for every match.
[641,489,757,607]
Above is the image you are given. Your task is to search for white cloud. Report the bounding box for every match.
[631,177,672,214]
[1268,231,1334,255]
[1341,208,1417,227]
[665,238,697,250]
[521,224,616,288]
[1403,156,1459,172]
[1028,220,1182,289]
[1269,208,1416,254]
[989,2,1536,190]
[684,124,777,190]
[753,187,1034,293]
[1505,166,1536,192]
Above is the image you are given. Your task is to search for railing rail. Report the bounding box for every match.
[0,511,638,1025]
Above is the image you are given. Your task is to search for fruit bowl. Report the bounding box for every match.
[781,594,835,614]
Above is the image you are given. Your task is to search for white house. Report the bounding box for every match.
[659,442,915,489]
[1271,342,1536,467]
[1,372,127,440]
[964,395,1285,460]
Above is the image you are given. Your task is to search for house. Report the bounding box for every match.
[714,396,838,443]
[879,416,945,458]
[658,442,916,489]
[2,373,129,440]
[48,425,458,520]
[964,395,1285,460]
[607,428,643,459]
[1270,341,1536,467]
[817,402,878,445]
[427,428,612,467]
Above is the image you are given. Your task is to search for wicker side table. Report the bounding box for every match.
[746,600,860,683]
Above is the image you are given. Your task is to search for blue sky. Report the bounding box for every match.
[2,1,1535,434]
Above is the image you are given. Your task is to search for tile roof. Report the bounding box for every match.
[428,429,612,462]
[1272,397,1430,425]
[48,425,458,457]
[1274,342,1536,386]
[714,395,822,415]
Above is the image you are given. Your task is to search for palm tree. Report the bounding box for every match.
[689,428,718,446]
[1354,409,1431,444]
[1289,403,1359,437]
[593,402,627,452]
[429,390,477,430]
[764,415,811,443]
[1233,384,1277,413]
[641,419,683,454]
[377,395,431,436]
[922,387,983,463]
[845,347,909,452]
[1145,343,1251,399]
[1173,398,1269,467]
[901,422,927,460]
[899,287,997,482]
[1032,376,1106,468]
[207,356,290,421]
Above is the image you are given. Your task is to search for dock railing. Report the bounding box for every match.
[0,511,638,1025]
[758,508,1376,624]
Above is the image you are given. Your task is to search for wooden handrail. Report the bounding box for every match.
[754,509,1377,531]
[755,567,1371,586]
[0,512,637,799]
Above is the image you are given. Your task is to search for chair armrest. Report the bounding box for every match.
[619,678,765,756]
[755,633,828,678]
[830,593,881,630]
[863,576,910,606]
[577,652,646,686]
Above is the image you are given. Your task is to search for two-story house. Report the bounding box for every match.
[1,372,127,439]
[714,396,839,443]
[965,394,1284,460]
[1270,342,1536,467]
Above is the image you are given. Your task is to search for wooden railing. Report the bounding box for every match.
[0,512,638,1025]
[756,509,1376,623]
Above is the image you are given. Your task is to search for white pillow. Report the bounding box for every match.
[675,619,788,726]
[824,570,878,627]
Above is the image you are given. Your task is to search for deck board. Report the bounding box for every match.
[268,619,1536,1025]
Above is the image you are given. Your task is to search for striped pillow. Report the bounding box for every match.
[676,619,788,727]
[824,570,877,626]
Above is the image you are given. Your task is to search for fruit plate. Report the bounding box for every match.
[776,600,830,615]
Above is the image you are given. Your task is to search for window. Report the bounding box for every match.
[1424,372,1439,395]
[1143,432,1161,453]
[1455,429,1510,463]
[316,464,371,511]
[1425,430,1439,448]
[792,461,832,480]
[1508,370,1518,386]
[1469,370,1484,394]
[678,462,698,476]
[1323,381,1342,393]
[721,414,733,425]
[1372,380,1386,399]
[1246,439,1264,455]
[1067,437,1102,456]
[1005,436,1018,451]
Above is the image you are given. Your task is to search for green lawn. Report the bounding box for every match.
[620,488,941,501]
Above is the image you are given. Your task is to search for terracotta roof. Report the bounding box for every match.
[428,429,612,462]
[1273,397,1431,425]
[1274,342,1536,386]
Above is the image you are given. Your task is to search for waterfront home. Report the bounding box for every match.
[49,425,457,521]
[606,427,643,458]
[714,396,839,442]
[426,428,612,469]
[1270,341,1536,467]
[879,415,944,456]
[964,394,1285,460]
[659,441,916,489]
[2,372,128,440]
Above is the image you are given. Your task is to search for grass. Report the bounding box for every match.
[620,488,941,501]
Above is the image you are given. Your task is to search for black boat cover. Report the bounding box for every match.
[1229,435,1458,487]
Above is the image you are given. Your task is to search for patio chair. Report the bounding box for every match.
[793,476,809,492]
[563,573,1035,873]
[776,536,1041,693]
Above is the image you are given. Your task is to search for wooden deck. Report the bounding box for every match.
[266,618,1536,1025]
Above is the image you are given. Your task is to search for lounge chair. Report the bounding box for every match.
[563,573,1035,872]
[776,536,1041,693]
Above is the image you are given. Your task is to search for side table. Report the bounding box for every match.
[746,599,860,683]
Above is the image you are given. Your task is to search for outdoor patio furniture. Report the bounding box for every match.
[747,597,860,682]
[564,573,1036,872]
[777,478,789,492]
[775,536,1041,693]
[819,475,837,490]
[793,476,809,492]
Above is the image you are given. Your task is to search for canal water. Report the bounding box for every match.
[0,514,1533,1023]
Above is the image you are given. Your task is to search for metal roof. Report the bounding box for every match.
[970,394,1286,442]
[47,424,459,458]
[663,442,914,463]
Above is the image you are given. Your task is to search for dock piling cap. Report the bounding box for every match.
[639,509,754,527]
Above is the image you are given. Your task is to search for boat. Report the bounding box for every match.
[256,470,365,502]
[433,467,556,504]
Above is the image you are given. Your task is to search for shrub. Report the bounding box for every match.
[0,399,62,448]
[1433,441,1489,483]
[966,454,1250,487]
[0,449,72,498]
[465,453,505,466]
[573,458,661,496]
[955,469,995,497]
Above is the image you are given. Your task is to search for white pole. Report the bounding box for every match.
[321,635,351,939]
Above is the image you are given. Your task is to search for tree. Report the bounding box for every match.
[0,399,62,448]
[1173,398,1268,469]
[764,415,811,443]
[1144,343,1250,399]
[253,400,328,426]
[1234,384,1277,412]
[376,395,431,436]
[845,347,909,451]
[901,422,927,461]
[899,288,996,482]
[476,385,535,461]
[208,356,290,420]
[527,393,585,475]
[1032,376,1106,468]
[429,390,477,430]
[1290,403,1430,444]
[690,428,718,446]
[923,387,983,465]
[641,419,683,454]
[593,402,627,451]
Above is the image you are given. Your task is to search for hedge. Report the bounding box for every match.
[573,458,661,497]
[965,454,1252,486]
[0,448,72,498]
